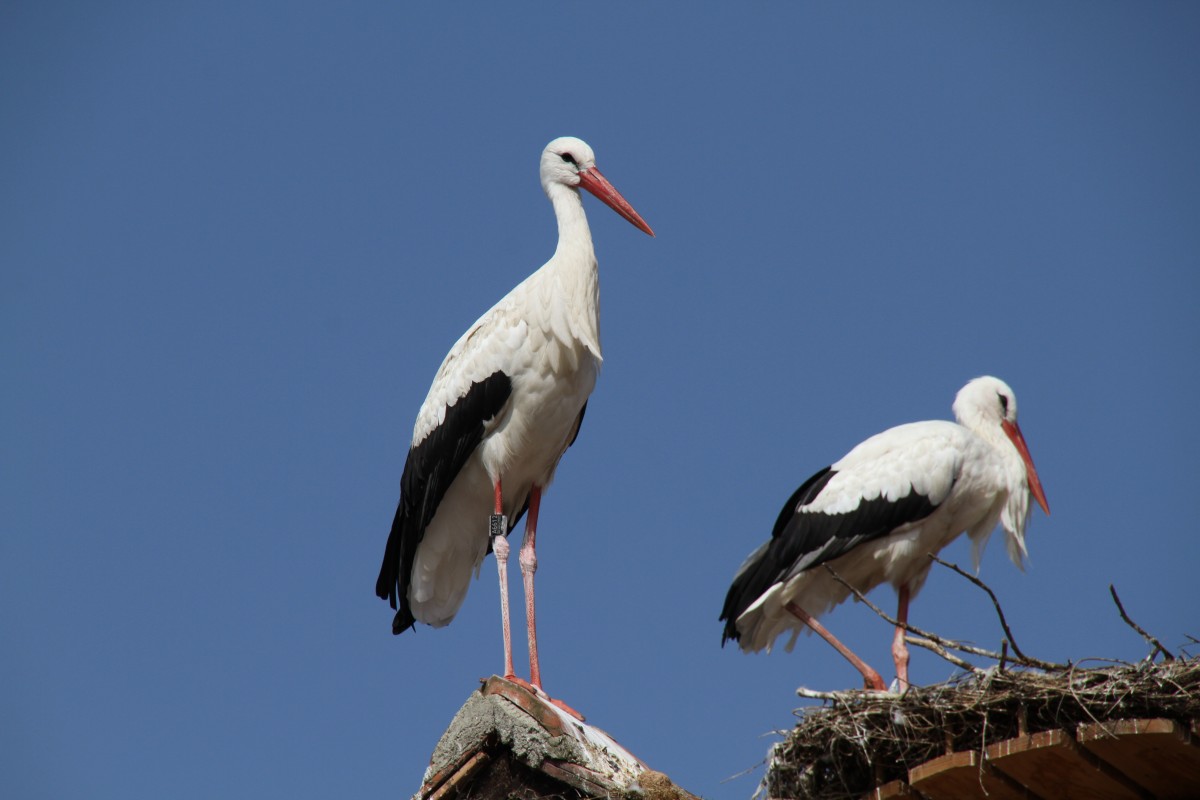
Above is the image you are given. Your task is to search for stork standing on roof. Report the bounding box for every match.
[720,376,1050,691]
[376,137,653,709]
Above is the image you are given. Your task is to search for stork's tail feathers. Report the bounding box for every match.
[377,501,419,635]
[719,539,774,647]
[391,609,416,635]
[720,614,743,647]
[719,469,839,648]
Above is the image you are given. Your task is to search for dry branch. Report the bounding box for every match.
[1109,583,1175,661]
[928,553,1029,661]
[904,635,983,674]
[820,565,1066,672]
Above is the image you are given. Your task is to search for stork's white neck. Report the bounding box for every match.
[540,181,602,359]
[547,182,595,263]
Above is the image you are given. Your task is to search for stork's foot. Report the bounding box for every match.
[502,674,585,721]
[503,673,536,692]
[861,668,887,692]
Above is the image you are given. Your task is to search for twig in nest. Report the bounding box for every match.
[905,636,983,674]
[820,565,1002,664]
[821,565,1066,672]
[928,553,1028,661]
[796,686,896,702]
[1181,635,1200,659]
[1109,584,1175,661]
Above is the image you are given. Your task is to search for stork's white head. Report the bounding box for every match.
[541,137,597,188]
[540,136,654,236]
[954,376,1050,517]
[953,376,1018,431]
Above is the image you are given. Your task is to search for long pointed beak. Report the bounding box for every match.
[577,167,655,237]
[1001,419,1050,515]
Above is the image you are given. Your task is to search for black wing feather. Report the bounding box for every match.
[720,466,939,645]
[567,400,587,448]
[375,370,512,634]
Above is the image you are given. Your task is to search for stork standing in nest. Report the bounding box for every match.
[720,376,1050,691]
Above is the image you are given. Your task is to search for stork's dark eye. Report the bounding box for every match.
[998,393,1010,414]
[560,153,577,165]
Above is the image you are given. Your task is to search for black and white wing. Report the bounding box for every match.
[720,421,965,645]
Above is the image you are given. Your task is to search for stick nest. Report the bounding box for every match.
[767,658,1200,800]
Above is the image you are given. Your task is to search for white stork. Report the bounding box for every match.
[720,376,1050,691]
[376,137,653,708]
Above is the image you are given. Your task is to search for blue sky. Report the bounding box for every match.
[3,3,1197,798]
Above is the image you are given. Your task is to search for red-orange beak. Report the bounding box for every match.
[1001,419,1050,515]
[577,167,655,237]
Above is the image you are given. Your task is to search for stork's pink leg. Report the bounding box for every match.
[514,486,583,720]
[492,478,515,681]
[519,486,543,689]
[892,585,911,691]
[785,601,886,691]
